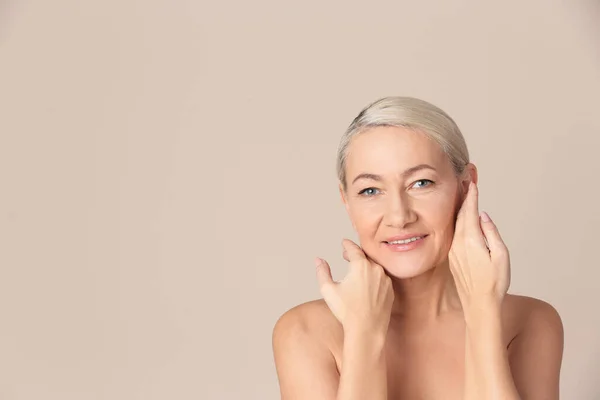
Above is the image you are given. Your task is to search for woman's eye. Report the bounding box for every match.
[358,187,379,196]
[412,179,434,188]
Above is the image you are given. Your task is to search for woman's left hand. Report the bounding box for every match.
[448,182,511,310]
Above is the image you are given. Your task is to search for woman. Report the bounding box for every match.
[272,96,564,400]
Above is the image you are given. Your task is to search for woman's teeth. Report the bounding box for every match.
[388,236,423,245]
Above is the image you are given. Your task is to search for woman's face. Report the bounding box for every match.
[340,126,474,278]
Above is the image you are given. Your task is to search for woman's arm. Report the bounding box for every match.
[273,240,394,400]
[450,182,564,399]
[463,299,521,400]
[336,327,388,400]
[462,297,563,400]
[272,306,388,400]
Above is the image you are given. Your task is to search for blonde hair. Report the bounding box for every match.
[337,96,470,191]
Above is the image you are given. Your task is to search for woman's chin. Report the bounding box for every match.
[376,253,437,279]
[383,263,433,279]
[366,241,448,279]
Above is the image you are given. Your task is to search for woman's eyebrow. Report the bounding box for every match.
[351,164,436,185]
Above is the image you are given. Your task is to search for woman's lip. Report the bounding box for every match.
[382,235,427,252]
[383,234,428,243]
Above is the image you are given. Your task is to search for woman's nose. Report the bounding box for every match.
[384,193,417,228]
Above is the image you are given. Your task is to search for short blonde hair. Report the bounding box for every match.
[337,96,470,191]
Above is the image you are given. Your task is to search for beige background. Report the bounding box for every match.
[1,1,599,399]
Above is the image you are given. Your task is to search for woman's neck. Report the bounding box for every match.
[388,259,462,323]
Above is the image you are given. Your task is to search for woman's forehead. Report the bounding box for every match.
[345,126,449,175]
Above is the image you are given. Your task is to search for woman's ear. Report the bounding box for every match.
[453,164,478,223]
[460,163,479,198]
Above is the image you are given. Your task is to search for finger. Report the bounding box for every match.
[341,239,368,263]
[315,257,334,288]
[461,182,487,248]
[454,182,471,235]
[465,182,483,231]
[342,249,349,262]
[479,212,509,260]
[343,247,386,276]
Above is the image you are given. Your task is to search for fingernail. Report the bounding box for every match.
[314,257,322,267]
[480,211,491,222]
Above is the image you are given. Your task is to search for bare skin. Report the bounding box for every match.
[274,293,560,399]
[273,126,564,400]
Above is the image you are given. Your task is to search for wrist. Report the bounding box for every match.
[343,324,388,350]
[463,296,502,324]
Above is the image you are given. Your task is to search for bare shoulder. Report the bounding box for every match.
[503,293,564,341]
[272,298,341,347]
[272,299,342,398]
[503,294,564,398]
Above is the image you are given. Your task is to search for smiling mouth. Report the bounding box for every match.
[383,235,429,245]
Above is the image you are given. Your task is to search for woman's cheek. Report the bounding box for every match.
[351,201,380,220]
[348,209,370,235]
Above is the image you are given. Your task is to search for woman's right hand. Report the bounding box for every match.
[316,239,395,335]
